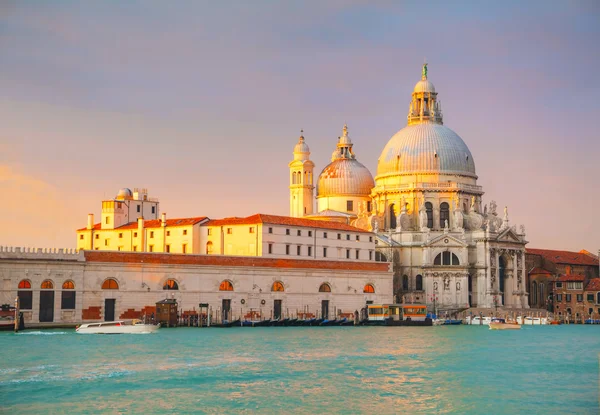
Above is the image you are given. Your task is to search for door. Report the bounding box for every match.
[321,300,329,320]
[105,299,115,321]
[222,299,231,322]
[273,300,282,320]
[39,291,54,322]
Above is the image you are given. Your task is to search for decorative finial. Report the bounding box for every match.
[422,63,428,80]
[299,129,304,140]
[342,123,348,137]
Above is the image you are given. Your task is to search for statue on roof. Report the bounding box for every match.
[422,63,428,79]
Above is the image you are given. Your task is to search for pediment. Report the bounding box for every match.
[424,233,468,248]
[496,228,522,243]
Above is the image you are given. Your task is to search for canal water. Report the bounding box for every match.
[0,325,598,414]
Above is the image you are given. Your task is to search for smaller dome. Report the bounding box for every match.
[413,79,436,94]
[116,188,133,200]
[317,159,374,197]
[293,131,311,161]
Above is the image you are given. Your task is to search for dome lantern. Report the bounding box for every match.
[407,63,443,126]
[293,130,311,161]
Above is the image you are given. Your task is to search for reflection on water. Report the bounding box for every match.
[0,326,598,414]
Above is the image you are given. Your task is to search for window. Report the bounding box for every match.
[166,231,170,236]
[219,280,233,291]
[137,205,141,213]
[323,247,327,258]
[363,284,375,293]
[269,227,273,234]
[346,249,350,259]
[286,229,290,235]
[319,283,331,293]
[566,308,572,315]
[207,229,212,236]
[119,233,123,238]
[133,246,137,252]
[577,294,583,302]
[150,231,154,238]
[589,308,594,315]
[587,294,594,302]
[297,230,301,236]
[367,201,372,212]
[227,228,232,235]
[268,243,273,254]
[440,202,449,228]
[308,246,312,257]
[402,275,409,291]
[416,275,423,291]
[346,234,350,241]
[182,244,187,254]
[369,236,373,242]
[18,287,33,310]
[105,216,110,225]
[565,294,571,302]
[597,292,600,304]
[117,246,123,251]
[356,235,360,241]
[163,279,179,290]
[556,294,562,302]
[567,282,583,290]
[347,200,353,212]
[166,245,171,253]
[434,252,460,265]
[149,245,154,252]
[18,280,31,289]
[369,251,373,261]
[183,230,187,236]
[272,281,284,292]
[250,227,255,234]
[206,241,213,254]
[555,282,562,288]
[323,232,328,239]
[152,206,155,214]
[134,232,138,237]
[308,231,312,237]
[355,250,359,260]
[79,235,84,240]
[95,234,99,240]
[425,202,433,228]
[337,234,341,240]
[297,245,301,256]
[104,239,109,246]
[61,281,75,310]
[101,279,119,289]
[286,245,290,255]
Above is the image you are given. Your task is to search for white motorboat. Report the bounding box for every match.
[464,316,492,325]
[76,320,160,334]
[516,316,549,325]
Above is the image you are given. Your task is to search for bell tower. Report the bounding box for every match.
[289,130,314,217]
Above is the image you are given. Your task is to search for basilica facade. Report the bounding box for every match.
[289,65,529,311]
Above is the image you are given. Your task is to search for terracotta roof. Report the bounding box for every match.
[83,251,390,272]
[204,213,372,233]
[526,248,599,266]
[585,278,600,291]
[529,267,552,275]
[77,217,207,232]
[557,274,585,282]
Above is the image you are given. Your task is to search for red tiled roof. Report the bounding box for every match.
[557,274,585,282]
[77,217,207,232]
[585,278,600,291]
[529,267,552,275]
[83,251,390,272]
[526,248,599,266]
[204,213,372,233]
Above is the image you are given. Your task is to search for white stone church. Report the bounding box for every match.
[289,64,529,311]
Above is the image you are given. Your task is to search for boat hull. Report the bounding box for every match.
[489,322,521,330]
[76,323,160,334]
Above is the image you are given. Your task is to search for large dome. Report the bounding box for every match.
[317,159,375,197]
[376,123,476,178]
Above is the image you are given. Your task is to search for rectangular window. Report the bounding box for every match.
[227,228,232,234]
[166,231,170,236]
[355,250,359,260]
[356,235,360,241]
[105,216,110,225]
[183,229,188,235]
[577,294,583,302]
[117,246,123,251]
[119,233,123,238]
[133,246,137,252]
[346,234,350,241]
[556,294,562,302]
[297,230,301,236]
[567,282,583,290]
[269,227,273,234]
[337,233,341,240]
[79,235,84,240]
[137,205,141,213]
[286,245,290,255]
[18,291,33,310]
[308,246,312,257]
[367,201,372,212]
[323,232,328,239]
[104,239,109,246]
[268,243,273,254]
[555,282,562,288]
[369,251,373,261]
[149,245,154,252]
[346,249,350,259]
[95,234,99,239]
[182,244,187,254]
[249,227,255,234]
[166,245,171,253]
[587,294,594,302]
[323,247,327,258]
[308,230,312,237]
[61,291,76,310]
[286,229,290,235]
[369,236,373,242]
[297,245,301,256]
[346,200,353,212]
[207,229,212,236]
[134,232,138,237]
[565,294,571,302]
[152,206,156,214]
[150,231,154,238]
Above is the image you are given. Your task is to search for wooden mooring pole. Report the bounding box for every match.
[14,296,20,333]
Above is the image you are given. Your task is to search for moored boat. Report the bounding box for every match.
[489,321,521,330]
[76,320,160,334]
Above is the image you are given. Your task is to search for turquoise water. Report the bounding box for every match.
[0,326,598,414]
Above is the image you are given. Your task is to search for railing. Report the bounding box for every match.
[373,182,483,192]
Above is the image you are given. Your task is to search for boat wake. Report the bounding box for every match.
[16,331,68,336]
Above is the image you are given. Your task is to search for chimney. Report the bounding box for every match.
[87,213,94,230]
[161,212,167,227]
[138,217,145,252]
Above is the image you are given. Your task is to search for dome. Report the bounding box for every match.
[294,138,310,154]
[116,188,133,200]
[376,123,476,178]
[413,78,436,93]
[317,159,375,197]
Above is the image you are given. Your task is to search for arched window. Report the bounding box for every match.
[425,202,433,228]
[539,283,544,307]
[363,284,375,293]
[389,204,397,229]
[292,172,296,184]
[272,281,284,292]
[206,241,213,255]
[402,275,409,291]
[101,279,119,290]
[416,275,423,291]
[163,279,179,290]
[440,202,450,228]
[531,281,538,305]
[18,280,31,289]
[434,252,460,266]
[41,280,54,289]
[219,280,233,291]
[61,281,75,310]
[319,283,331,292]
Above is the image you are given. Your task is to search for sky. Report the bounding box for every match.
[1,1,599,252]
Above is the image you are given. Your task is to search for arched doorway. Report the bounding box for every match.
[468,275,473,307]
[499,257,505,306]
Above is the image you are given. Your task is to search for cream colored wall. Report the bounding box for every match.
[316,195,370,215]
[204,224,261,257]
